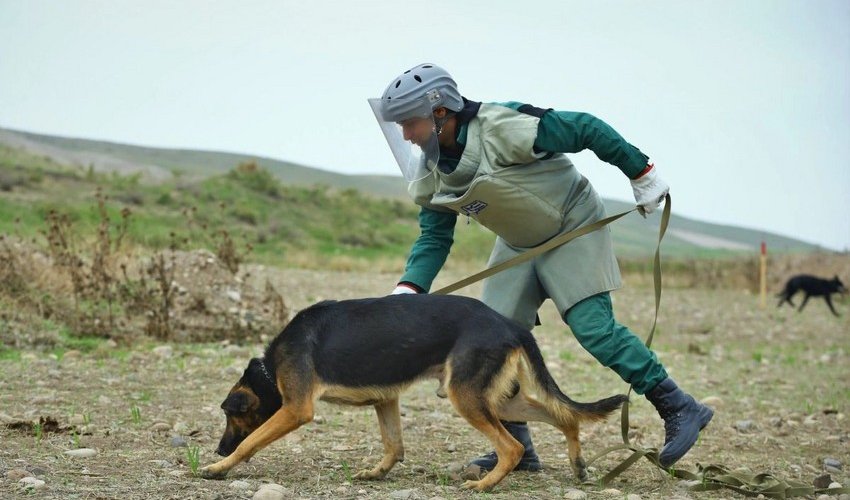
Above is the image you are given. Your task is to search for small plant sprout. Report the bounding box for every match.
[33,421,43,444]
[341,460,353,482]
[186,446,201,475]
[130,405,142,425]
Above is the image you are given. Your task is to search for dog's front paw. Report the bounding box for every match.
[353,468,387,480]
[200,465,228,480]
[461,478,495,492]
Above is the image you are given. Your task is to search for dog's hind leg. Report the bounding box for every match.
[824,295,840,316]
[354,398,404,480]
[497,391,588,482]
[202,401,314,479]
[798,294,810,312]
[559,422,588,482]
[447,385,524,492]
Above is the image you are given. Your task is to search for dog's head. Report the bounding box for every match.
[833,276,848,294]
[215,357,282,456]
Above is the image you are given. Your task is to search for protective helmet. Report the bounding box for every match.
[379,63,463,122]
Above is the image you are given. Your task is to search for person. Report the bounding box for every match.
[368,63,714,471]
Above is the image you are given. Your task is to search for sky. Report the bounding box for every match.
[1,0,849,251]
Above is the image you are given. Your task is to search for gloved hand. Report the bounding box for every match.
[630,164,669,216]
[391,283,419,294]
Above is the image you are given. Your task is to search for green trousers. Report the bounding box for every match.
[564,292,667,395]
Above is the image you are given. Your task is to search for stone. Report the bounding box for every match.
[64,448,98,458]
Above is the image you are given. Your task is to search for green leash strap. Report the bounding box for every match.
[674,463,849,498]
[431,206,638,296]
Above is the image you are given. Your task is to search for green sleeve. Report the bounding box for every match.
[535,110,649,178]
[399,206,457,292]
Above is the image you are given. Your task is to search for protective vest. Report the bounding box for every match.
[409,103,589,248]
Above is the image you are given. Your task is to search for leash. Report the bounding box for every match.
[430,205,638,296]
[431,194,848,498]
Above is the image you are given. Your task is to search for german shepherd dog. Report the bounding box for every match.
[776,274,847,316]
[202,294,627,491]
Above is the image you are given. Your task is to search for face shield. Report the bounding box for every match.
[368,96,440,182]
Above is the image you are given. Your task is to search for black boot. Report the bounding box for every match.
[468,421,542,472]
[646,378,714,468]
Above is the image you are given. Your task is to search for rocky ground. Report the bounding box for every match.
[1,264,848,499]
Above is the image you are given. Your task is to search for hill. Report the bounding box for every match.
[0,126,823,259]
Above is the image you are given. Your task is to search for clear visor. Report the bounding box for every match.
[368,97,440,182]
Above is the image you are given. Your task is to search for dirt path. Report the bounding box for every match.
[1,268,848,499]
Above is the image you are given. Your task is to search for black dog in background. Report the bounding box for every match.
[777,274,847,316]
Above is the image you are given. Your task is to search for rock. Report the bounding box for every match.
[814,474,833,488]
[829,481,843,488]
[253,483,290,500]
[229,479,251,490]
[6,469,32,480]
[29,466,47,476]
[446,462,464,474]
[461,464,483,480]
[564,489,588,500]
[390,489,420,499]
[824,457,843,470]
[226,290,242,302]
[600,488,622,496]
[65,448,98,458]
[170,436,188,447]
[18,477,46,490]
[626,495,642,500]
[152,345,173,358]
[734,420,755,432]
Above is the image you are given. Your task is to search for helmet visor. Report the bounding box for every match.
[368,97,439,182]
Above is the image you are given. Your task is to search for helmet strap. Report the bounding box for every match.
[434,113,453,136]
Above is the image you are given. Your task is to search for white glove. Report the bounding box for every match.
[630,164,669,216]
[391,284,419,295]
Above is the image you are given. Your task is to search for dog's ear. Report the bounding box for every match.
[221,391,256,415]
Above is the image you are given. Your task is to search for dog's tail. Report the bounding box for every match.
[518,330,628,423]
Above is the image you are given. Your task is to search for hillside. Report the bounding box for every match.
[0,126,823,259]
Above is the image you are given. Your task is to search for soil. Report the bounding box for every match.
[1,264,848,499]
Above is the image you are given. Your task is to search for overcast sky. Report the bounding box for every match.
[1,0,848,251]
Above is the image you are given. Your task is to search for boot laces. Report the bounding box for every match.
[658,404,682,445]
